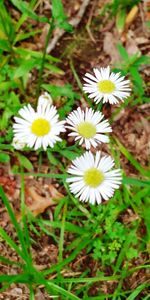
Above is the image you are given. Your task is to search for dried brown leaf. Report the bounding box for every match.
[125,5,138,28]
[126,34,140,56]
[16,185,64,221]
[103,32,120,63]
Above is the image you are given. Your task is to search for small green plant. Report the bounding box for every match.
[117,43,150,103]
[100,0,141,34]
[111,0,141,15]
[92,217,138,264]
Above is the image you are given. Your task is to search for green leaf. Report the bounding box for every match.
[10,0,48,23]
[0,81,19,90]
[117,43,129,61]
[0,144,13,151]
[59,149,79,160]
[133,55,150,67]
[13,59,39,78]
[14,47,60,62]
[44,63,64,75]
[126,247,138,260]
[14,29,41,44]
[116,8,126,33]
[17,154,33,171]
[0,2,15,42]
[47,151,59,166]
[10,91,21,106]
[42,83,79,99]
[130,66,144,95]
[52,0,73,32]
[0,39,10,51]
[0,110,13,130]
[0,152,10,163]
[146,21,150,28]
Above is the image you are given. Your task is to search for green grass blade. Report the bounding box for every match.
[45,280,80,300]
[114,138,150,177]
[0,255,24,268]
[43,234,92,276]
[58,203,67,263]
[13,172,68,179]
[0,186,31,263]
[29,285,35,300]
[0,273,31,284]
[126,283,150,300]
[41,220,88,235]
[55,275,119,283]
[123,177,150,187]
[20,173,32,265]
[0,227,25,260]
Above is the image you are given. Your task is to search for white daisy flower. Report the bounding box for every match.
[66,107,112,149]
[67,151,122,205]
[83,66,131,104]
[12,137,26,150]
[13,104,65,151]
[38,92,53,109]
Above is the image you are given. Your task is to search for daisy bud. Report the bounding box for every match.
[12,137,26,150]
[38,92,53,107]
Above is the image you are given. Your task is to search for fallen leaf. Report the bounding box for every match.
[35,289,45,300]
[140,116,150,135]
[126,33,140,56]
[125,5,138,28]
[103,32,120,63]
[48,184,65,200]
[16,185,64,221]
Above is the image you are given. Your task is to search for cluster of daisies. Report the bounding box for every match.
[12,66,131,205]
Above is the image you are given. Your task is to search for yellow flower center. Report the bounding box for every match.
[84,168,104,188]
[31,118,50,137]
[77,122,96,139]
[97,80,115,93]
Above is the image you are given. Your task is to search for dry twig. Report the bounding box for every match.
[86,0,97,43]
[46,0,90,53]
